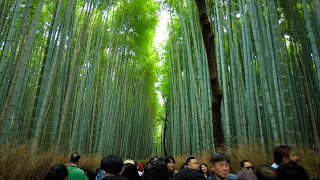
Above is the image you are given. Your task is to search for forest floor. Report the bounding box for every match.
[0,144,319,179]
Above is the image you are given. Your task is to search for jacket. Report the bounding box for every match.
[173,168,206,180]
[103,175,129,180]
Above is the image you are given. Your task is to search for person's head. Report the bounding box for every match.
[186,157,199,170]
[100,155,124,176]
[277,163,308,180]
[82,167,98,180]
[43,164,68,180]
[165,156,176,172]
[273,146,298,165]
[210,153,230,179]
[142,159,169,180]
[124,159,135,166]
[240,160,254,170]
[70,153,80,163]
[123,160,140,180]
[148,157,158,166]
[255,165,277,180]
[237,170,258,180]
[200,163,209,175]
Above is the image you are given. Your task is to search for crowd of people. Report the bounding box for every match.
[43,145,313,180]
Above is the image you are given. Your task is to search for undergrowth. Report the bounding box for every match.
[0,144,318,179]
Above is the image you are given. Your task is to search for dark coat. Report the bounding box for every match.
[103,175,128,180]
[173,168,206,180]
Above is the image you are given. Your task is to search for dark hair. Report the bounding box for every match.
[147,157,158,166]
[240,160,250,168]
[210,153,230,164]
[273,146,291,164]
[81,167,97,180]
[199,163,208,175]
[43,164,68,180]
[165,156,176,164]
[237,170,258,180]
[100,155,123,175]
[277,163,308,180]
[142,159,169,180]
[255,165,277,180]
[144,164,153,172]
[186,157,196,165]
[70,153,81,163]
[123,164,140,180]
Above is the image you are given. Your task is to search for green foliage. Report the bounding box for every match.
[0,0,162,159]
[1,0,320,158]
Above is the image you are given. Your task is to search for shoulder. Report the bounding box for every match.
[67,165,76,169]
[73,167,86,173]
[103,176,128,180]
[210,175,217,180]
[174,168,205,180]
[207,176,213,180]
[189,169,206,179]
[174,168,188,176]
[68,167,87,177]
[227,173,238,180]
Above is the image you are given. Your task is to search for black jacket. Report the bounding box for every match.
[103,175,129,180]
[173,168,206,180]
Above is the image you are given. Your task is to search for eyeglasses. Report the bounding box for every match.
[245,166,255,170]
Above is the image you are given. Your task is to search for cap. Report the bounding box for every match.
[124,159,135,165]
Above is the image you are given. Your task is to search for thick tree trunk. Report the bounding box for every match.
[195,0,224,147]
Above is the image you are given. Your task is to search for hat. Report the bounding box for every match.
[124,159,135,165]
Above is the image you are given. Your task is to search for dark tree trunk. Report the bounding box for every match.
[163,100,168,157]
[195,0,224,147]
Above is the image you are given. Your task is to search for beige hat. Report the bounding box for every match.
[124,159,135,165]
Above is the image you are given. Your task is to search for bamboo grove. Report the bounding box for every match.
[0,0,160,159]
[161,0,320,156]
[1,0,320,159]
